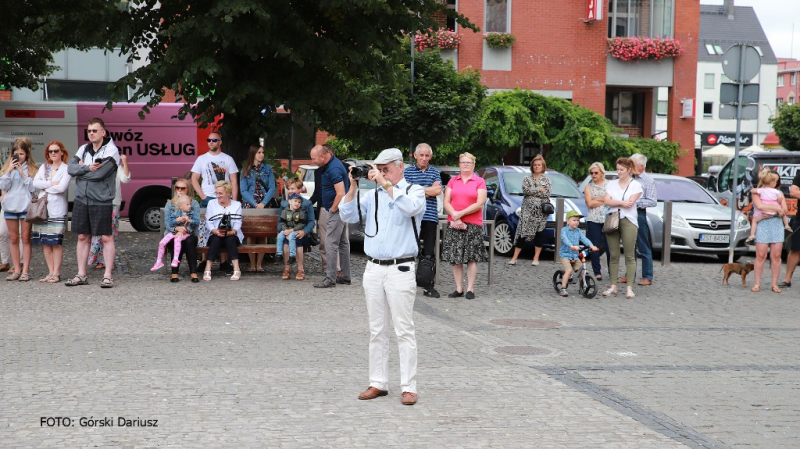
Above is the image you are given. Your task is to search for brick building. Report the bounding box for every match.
[445,0,699,175]
[776,58,800,108]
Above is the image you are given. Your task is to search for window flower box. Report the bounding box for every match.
[413,28,461,51]
[484,32,516,49]
[607,36,684,62]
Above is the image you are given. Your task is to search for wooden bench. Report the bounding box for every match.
[160,208,281,255]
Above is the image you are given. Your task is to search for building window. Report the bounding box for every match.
[778,75,784,87]
[606,91,644,126]
[704,73,714,89]
[704,43,724,55]
[446,0,457,31]
[790,96,796,105]
[656,100,668,116]
[45,80,114,102]
[485,0,510,33]
[777,98,784,107]
[792,73,797,86]
[609,0,674,38]
[703,102,713,118]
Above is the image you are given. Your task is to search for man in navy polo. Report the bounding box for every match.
[403,143,442,298]
[309,143,351,288]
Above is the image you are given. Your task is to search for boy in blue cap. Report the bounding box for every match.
[558,210,598,296]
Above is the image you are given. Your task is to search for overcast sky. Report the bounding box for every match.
[703,0,800,59]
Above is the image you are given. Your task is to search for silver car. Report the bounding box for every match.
[578,172,751,261]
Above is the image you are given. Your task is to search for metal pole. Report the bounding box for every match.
[488,221,494,285]
[554,198,564,263]
[409,38,415,160]
[728,44,746,264]
[661,201,672,267]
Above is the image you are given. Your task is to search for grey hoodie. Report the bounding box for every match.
[68,137,120,206]
[0,163,35,213]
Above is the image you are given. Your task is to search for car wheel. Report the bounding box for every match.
[493,220,515,257]
[132,199,166,232]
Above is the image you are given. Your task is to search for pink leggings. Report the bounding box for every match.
[157,232,190,262]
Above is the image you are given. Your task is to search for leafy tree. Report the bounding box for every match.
[1,0,116,89]
[329,45,486,159]
[457,89,683,178]
[770,103,800,151]
[104,0,476,160]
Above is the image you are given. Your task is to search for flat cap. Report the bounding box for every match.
[374,148,403,165]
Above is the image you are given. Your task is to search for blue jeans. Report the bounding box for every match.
[586,221,610,277]
[276,231,298,256]
[636,209,653,281]
[200,196,215,208]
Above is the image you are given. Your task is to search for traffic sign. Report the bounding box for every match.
[719,104,758,120]
[720,83,760,104]
[722,45,761,82]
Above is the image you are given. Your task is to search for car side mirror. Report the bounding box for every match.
[707,176,717,192]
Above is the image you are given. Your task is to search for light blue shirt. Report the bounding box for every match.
[339,179,426,259]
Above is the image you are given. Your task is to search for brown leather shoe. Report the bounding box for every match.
[0,263,9,272]
[401,392,418,405]
[281,267,291,280]
[618,276,627,283]
[638,279,653,286]
[358,387,388,400]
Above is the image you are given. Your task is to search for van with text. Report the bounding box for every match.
[710,150,800,218]
[0,101,215,231]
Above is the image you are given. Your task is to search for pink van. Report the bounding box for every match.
[0,101,214,231]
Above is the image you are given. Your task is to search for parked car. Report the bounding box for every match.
[294,164,318,200]
[476,166,589,256]
[577,172,751,261]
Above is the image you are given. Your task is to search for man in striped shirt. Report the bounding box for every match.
[404,143,443,298]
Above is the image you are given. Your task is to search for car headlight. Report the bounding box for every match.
[736,213,749,229]
[671,214,689,228]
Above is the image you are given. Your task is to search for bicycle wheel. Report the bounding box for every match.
[552,270,565,293]
[580,274,598,298]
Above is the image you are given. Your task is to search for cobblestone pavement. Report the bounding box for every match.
[1,226,799,448]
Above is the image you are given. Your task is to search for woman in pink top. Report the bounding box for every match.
[442,152,488,300]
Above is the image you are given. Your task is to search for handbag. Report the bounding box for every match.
[308,230,320,246]
[602,182,630,234]
[540,201,554,216]
[409,185,436,288]
[25,193,48,224]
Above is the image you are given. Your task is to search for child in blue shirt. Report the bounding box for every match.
[558,210,598,297]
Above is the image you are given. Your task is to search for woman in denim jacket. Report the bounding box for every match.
[239,144,276,272]
[164,178,201,283]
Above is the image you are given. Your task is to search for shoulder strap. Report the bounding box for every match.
[407,185,421,252]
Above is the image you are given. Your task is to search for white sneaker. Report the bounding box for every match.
[531,260,539,266]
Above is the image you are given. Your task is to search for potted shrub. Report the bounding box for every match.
[414,28,461,51]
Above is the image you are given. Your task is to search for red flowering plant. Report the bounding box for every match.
[484,32,516,49]
[607,36,684,62]
[413,28,461,51]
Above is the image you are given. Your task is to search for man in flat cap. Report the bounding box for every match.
[338,148,426,405]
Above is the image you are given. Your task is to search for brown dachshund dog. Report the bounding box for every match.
[721,262,755,287]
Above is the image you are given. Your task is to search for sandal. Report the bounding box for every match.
[6,272,21,281]
[40,274,53,283]
[772,285,782,294]
[18,273,31,282]
[751,284,760,293]
[65,274,89,286]
[190,273,199,283]
[100,277,114,288]
[203,271,212,281]
[295,270,305,281]
[246,267,257,272]
[47,275,61,284]
[602,285,617,297]
[256,267,265,272]
[230,270,241,281]
[281,267,291,280]
[626,288,635,299]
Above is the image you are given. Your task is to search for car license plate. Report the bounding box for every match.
[699,234,729,243]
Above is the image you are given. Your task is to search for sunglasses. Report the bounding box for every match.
[175,186,188,191]
[87,129,101,134]
[207,138,219,143]
[48,149,61,154]
[590,171,599,175]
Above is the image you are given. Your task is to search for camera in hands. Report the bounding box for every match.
[348,163,373,180]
